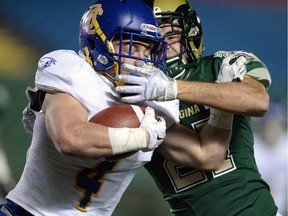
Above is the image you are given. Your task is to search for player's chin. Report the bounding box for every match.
[166,52,178,60]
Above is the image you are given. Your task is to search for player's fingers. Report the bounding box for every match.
[234,52,255,61]
[122,63,152,77]
[116,85,143,94]
[116,74,144,85]
[235,56,246,67]
[121,95,144,104]
[144,106,155,117]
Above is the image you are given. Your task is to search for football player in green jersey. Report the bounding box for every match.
[116,0,281,215]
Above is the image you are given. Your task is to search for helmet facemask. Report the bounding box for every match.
[107,27,167,78]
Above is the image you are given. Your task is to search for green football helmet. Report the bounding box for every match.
[153,0,204,62]
[143,0,204,77]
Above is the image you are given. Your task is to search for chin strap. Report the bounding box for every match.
[165,56,198,79]
[165,57,186,78]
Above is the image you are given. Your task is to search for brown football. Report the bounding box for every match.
[90,104,145,128]
[89,104,146,160]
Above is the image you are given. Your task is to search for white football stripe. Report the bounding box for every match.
[131,105,144,122]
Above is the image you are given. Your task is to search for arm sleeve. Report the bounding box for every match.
[246,55,272,89]
[35,50,83,94]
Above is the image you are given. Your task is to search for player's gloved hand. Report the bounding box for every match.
[140,107,166,151]
[22,106,36,135]
[115,63,177,103]
[217,51,255,83]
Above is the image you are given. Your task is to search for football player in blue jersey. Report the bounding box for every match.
[0,1,171,215]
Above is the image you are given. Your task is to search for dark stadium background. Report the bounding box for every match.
[0,0,286,215]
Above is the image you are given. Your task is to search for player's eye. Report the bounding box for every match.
[121,44,134,55]
[166,33,181,43]
[143,50,150,58]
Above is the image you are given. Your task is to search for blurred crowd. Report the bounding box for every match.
[253,101,287,215]
[0,83,16,202]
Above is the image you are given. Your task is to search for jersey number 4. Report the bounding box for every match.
[74,160,119,212]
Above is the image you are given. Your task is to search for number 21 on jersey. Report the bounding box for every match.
[164,150,236,192]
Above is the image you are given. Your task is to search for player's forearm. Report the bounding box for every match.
[43,93,115,158]
[157,124,201,167]
[197,124,231,170]
[176,77,269,116]
[48,120,152,158]
[158,124,229,171]
[46,119,114,158]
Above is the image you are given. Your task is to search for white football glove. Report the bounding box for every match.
[140,100,180,128]
[115,63,177,103]
[140,107,166,151]
[217,51,255,83]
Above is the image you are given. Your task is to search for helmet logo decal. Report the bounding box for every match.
[84,4,106,42]
[140,24,163,37]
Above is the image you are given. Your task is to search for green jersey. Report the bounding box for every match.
[145,51,278,216]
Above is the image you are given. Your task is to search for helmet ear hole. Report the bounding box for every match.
[87,39,96,50]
